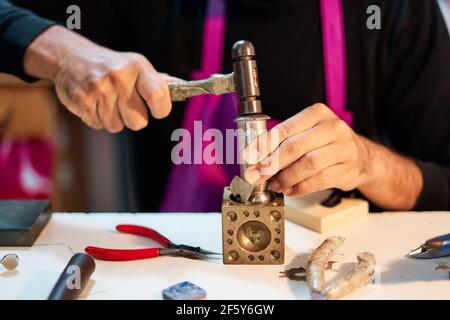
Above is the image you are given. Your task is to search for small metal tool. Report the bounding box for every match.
[169,73,235,101]
[408,233,450,259]
[85,224,221,261]
[230,176,255,204]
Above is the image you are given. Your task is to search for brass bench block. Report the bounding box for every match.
[221,187,285,265]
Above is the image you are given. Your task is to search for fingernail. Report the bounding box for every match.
[269,180,281,192]
[245,169,261,185]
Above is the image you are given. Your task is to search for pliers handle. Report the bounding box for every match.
[85,225,171,261]
[116,224,171,247]
[85,246,161,261]
[116,224,220,255]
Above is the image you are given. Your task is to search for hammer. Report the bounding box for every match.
[169,40,271,204]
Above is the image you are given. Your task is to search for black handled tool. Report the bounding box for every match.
[47,253,96,300]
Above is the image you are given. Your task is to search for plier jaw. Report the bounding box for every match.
[160,248,218,260]
[168,243,221,256]
[408,233,450,259]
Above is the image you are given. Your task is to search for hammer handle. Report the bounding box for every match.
[169,73,235,101]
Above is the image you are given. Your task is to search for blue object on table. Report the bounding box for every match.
[162,281,207,300]
[408,233,450,258]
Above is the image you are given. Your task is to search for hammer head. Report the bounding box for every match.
[232,41,262,115]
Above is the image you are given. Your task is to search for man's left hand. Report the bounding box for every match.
[244,103,371,196]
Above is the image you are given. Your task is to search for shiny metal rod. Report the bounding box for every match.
[236,114,272,204]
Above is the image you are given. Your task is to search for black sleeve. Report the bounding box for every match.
[379,0,450,211]
[0,0,55,79]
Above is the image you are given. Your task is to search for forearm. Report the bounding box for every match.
[358,136,423,211]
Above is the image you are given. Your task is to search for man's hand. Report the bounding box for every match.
[24,26,177,133]
[244,103,423,210]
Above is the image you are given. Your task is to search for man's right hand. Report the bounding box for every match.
[24,25,176,133]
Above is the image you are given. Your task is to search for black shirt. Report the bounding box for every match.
[1,0,449,211]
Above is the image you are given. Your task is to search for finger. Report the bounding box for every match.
[57,86,103,130]
[284,164,347,196]
[245,121,338,184]
[118,88,149,131]
[136,62,172,119]
[81,105,103,130]
[66,98,103,130]
[244,103,335,163]
[269,144,343,192]
[97,95,124,133]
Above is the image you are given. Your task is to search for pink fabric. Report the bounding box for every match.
[161,0,350,212]
[0,138,53,199]
[320,0,353,126]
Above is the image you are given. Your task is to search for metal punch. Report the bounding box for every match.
[408,233,450,259]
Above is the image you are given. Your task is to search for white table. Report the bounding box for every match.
[1,211,449,300]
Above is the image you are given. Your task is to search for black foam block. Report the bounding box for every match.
[0,200,51,246]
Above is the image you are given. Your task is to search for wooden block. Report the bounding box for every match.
[285,191,368,233]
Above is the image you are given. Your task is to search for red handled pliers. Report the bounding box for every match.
[85,224,221,261]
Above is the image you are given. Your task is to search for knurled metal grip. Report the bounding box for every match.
[232,40,262,115]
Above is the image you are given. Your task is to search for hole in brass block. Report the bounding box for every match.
[237,221,272,252]
[258,255,264,261]
[229,193,242,203]
[254,210,260,217]
[226,211,237,222]
[243,211,250,217]
[271,250,280,260]
[248,255,255,261]
[227,251,239,262]
[227,229,234,236]
[275,228,281,234]
[274,238,281,244]
[227,239,233,245]
[270,210,281,222]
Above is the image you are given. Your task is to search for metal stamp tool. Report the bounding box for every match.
[168,40,285,265]
[223,41,285,265]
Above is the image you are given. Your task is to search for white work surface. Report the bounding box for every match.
[1,211,449,300]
